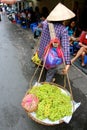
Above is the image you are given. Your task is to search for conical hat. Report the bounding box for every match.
[47,3,75,21]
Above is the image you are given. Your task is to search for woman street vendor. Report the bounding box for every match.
[38,3,75,82]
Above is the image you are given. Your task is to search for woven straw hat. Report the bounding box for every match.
[47,2,75,21]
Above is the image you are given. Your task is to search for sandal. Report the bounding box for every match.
[81,63,86,67]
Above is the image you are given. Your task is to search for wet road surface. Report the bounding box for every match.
[0,14,87,130]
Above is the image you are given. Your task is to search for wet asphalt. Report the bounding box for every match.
[0,14,87,130]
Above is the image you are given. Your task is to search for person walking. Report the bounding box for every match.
[38,2,75,82]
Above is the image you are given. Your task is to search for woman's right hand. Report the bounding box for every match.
[62,65,70,75]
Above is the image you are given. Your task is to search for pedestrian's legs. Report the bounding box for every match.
[81,51,86,66]
[71,47,85,63]
[45,68,56,82]
[45,63,65,82]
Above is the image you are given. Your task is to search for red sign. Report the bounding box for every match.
[1,0,17,4]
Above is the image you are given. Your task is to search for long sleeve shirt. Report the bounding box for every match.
[38,21,71,65]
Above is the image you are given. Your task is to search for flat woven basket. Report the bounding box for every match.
[26,82,73,126]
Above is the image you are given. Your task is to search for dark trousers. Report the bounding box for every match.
[46,63,65,82]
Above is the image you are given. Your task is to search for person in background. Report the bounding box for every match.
[29,7,36,23]
[34,6,41,23]
[38,3,75,82]
[0,7,2,21]
[2,6,6,15]
[41,6,49,19]
[20,10,26,27]
[33,14,47,38]
[70,24,82,55]
[26,10,31,28]
[66,19,76,45]
[71,26,87,67]
[66,19,82,55]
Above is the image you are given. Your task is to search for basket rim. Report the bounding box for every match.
[28,112,63,126]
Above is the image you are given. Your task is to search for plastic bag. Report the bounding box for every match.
[21,94,39,112]
[44,47,63,69]
[31,51,41,66]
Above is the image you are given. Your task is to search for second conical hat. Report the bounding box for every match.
[47,2,75,21]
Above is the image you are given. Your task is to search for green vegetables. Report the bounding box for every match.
[28,83,72,121]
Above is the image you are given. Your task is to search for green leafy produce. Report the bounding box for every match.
[28,83,72,121]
